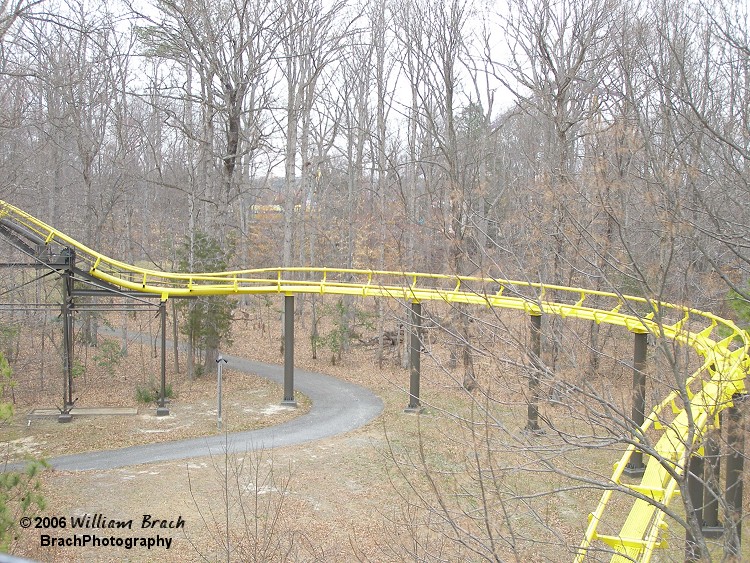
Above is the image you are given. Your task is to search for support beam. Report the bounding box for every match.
[624,330,648,477]
[685,455,706,562]
[702,428,723,537]
[405,301,423,413]
[156,300,169,416]
[526,313,542,432]
[58,270,75,423]
[281,295,297,407]
[725,394,745,557]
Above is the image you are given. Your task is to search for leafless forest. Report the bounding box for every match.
[1,0,750,560]
[0,0,746,300]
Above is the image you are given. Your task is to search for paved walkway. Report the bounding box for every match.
[41,354,384,471]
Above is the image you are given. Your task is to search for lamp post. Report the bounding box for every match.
[217,355,227,430]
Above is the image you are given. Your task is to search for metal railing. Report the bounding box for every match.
[1,199,747,562]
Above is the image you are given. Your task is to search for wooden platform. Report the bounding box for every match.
[27,407,138,419]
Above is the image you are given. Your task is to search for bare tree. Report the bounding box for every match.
[395,0,489,389]
[380,0,750,560]
[133,0,280,238]
[0,0,39,41]
[277,0,349,269]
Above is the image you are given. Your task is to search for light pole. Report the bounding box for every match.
[216,355,227,430]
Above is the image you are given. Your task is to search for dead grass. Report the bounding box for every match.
[2,300,749,562]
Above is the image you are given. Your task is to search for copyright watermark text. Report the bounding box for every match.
[20,513,184,552]
[41,533,173,550]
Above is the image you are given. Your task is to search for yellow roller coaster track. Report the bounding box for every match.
[0,200,747,561]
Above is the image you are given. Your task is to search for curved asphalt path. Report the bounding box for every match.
[42,354,383,471]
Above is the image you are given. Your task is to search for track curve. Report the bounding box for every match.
[43,355,383,471]
[1,199,748,562]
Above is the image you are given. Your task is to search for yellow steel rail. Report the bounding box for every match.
[0,200,747,561]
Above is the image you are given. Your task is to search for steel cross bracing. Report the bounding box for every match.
[0,200,747,562]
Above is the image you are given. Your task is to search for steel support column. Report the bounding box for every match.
[685,454,706,562]
[702,428,723,537]
[405,301,423,413]
[526,313,542,432]
[624,330,648,476]
[156,300,169,416]
[725,394,745,557]
[282,295,297,407]
[58,270,75,423]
